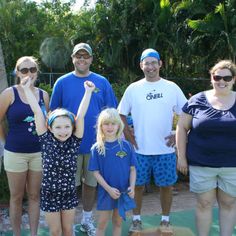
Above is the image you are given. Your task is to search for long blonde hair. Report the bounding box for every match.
[95,108,124,156]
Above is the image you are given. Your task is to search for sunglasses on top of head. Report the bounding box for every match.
[212,75,234,82]
[19,67,37,74]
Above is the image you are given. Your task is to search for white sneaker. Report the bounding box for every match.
[129,219,143,232]
[80,217,96,236]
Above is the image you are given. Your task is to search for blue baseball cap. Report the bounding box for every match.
[140,48,160,62]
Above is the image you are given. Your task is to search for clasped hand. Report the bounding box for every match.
[108,186,135,199]
[84,80,95,92]
[20,76,32,88]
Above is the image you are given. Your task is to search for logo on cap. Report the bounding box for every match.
[72,43,93,56]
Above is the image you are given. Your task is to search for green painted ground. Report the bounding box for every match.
[4,208,236,236]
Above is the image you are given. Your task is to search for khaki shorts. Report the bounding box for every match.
[189,165,236,197]
[4,149,42,172]
[75,154,97,187]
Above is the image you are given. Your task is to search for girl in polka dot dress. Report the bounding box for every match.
[22,77,95,236]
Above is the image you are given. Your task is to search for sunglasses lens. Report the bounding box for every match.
[30,67,37,73]
[223,76,233,82]
[213,75,233,82]
[19,67,37,74]
[75,54,91,59]
[19,68,29,74]
[83,55,91,59]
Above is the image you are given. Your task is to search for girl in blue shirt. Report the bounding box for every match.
[89,108,136,236]
[22,77,95,236]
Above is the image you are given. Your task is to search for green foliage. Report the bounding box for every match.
[109,67,139,101]
[173,78,211,97]
[39,82,53,96]
[112,82,129,102]
[0,168,10,203]
[186,0,236,62]
[0,0,77,74]
[0,0,46,72]
[1,0,236,86]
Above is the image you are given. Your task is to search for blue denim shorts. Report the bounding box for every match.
[136,153,177,187]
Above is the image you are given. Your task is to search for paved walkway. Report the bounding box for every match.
[0,182,195,233]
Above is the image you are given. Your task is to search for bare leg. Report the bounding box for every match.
[217,189,236,236]
[45,211,62,236]
[133,185,145,215]
[96,211,110,236]
[82,183,96,211]
[112,209,122,236]
[61,209,76,236]
[195,189,216,236]
[7,171,27,236]
[160,186,172,216]
[27,170,42,236]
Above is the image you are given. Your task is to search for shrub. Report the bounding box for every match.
[0,167,10,203]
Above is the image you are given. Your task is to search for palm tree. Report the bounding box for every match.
[187,0,236,63]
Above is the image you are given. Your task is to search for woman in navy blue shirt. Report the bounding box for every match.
[176,60,236,236]
[0,56,49,236]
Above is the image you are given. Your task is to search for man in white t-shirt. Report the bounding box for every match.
[118,48,187,233]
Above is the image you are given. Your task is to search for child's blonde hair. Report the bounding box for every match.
[95,108,124,155]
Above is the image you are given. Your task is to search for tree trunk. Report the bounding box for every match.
[0,41,8,93]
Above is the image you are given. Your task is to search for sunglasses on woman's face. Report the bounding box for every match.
[19,67,37,74]
[212,75,233,82]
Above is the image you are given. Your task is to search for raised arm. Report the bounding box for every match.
[176,112,192,175]
[74,81,95,138]
[21,77,47,135]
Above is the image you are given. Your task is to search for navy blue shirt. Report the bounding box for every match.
[39,131,82,191]
[5,87,44,153]
[183,92,236,167]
